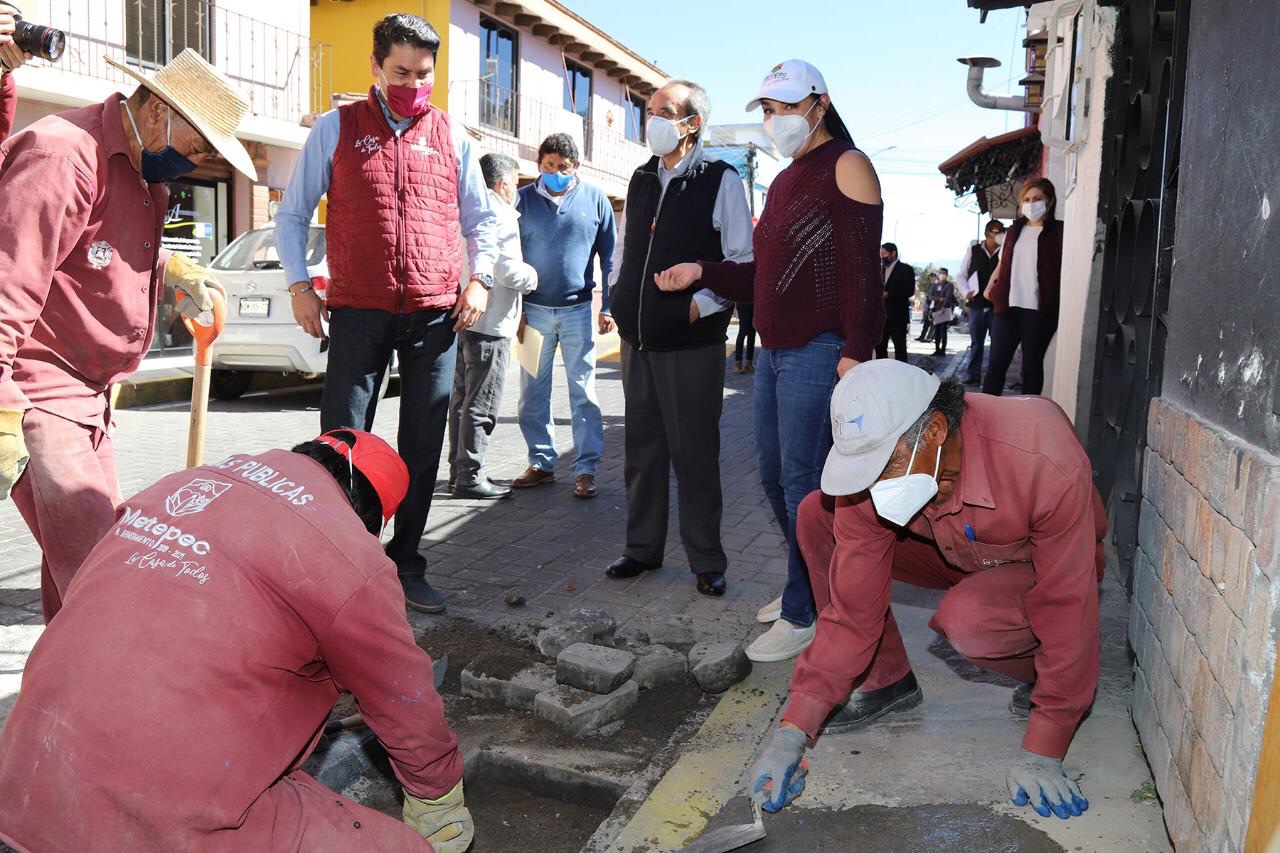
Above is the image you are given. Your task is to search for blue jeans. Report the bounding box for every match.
[754,332,843,628]
[518,303,603,476]
[321,306,456,575]
[966,305,993,383]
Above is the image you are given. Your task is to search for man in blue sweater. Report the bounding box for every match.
[510,133,617,499]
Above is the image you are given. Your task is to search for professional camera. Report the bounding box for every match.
[11,13,64,63]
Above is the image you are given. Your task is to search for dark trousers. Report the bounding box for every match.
[321,306,457,575]
[966,306,993,383]
[982,306,1059,396]
[620,341,727,574]
[876,324,908,361]
[933,318,950,352]
[733,303,756,364]
[448,330,511,489]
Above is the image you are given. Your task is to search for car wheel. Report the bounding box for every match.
[211,369,254,400]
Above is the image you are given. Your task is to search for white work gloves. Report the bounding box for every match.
[164,252,221,324]
[0,409,27,500]
[402,780,474,852]
[1007,749,1089,820]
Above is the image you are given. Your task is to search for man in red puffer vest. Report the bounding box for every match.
[276,13,498,613]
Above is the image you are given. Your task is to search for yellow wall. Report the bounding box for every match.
[311,0,452,112]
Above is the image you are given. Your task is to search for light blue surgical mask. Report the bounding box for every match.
[541,171,573,193]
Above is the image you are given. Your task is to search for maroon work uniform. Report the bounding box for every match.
[786,394,1106,759]
[0,93,167,619]
[0,450,460,852]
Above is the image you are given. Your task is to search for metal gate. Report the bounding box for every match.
[1087,0,1189,583]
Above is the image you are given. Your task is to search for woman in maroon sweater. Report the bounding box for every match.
[657,59,885,663]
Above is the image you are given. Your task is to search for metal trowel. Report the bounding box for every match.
[677,792,767,853]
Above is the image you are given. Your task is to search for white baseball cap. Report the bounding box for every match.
[746,59,829,111]
[821,361,941,496]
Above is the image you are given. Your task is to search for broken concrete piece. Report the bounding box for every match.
[632,646,689,690]
[644,619,697,654]
[461,655,556,712]
[556,643,636,694]
[688,641,752,693]
[534,680,639,737]
[535,608,617,657]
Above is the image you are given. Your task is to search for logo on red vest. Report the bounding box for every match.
[410,136,438,157]
[165,478,232,518]
[355,134,383,155]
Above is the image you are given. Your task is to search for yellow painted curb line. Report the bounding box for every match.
[606,661,792,852]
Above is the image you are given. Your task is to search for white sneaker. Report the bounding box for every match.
[756,595,783,624]
[745,620,816,662]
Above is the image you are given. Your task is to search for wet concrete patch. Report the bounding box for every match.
[697,797,1065,853]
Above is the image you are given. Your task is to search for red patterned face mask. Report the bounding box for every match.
[379,71,432,117]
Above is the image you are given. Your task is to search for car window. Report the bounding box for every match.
[211,227,325,271]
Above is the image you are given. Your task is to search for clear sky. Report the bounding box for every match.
[560,0,1029,268]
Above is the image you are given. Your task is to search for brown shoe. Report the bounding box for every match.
[732,362,745,374]
[512,466,555,489]
[574,474,598,499]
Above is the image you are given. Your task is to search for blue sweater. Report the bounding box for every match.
[517,180,617,310]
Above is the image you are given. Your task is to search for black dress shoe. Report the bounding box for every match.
[1009,682,1034,718]
[453,479,512,500]
[820,671,923,734]
[605,555,660,579]
[696,572,726,596]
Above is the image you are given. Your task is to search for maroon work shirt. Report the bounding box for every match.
[0,93,166,430]
[0,450,462,851]
[784,394,1107,759]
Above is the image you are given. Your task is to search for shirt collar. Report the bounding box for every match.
[535,175,579,202]
[487,188,519,218]
[373,87,415,135]
[928,416,995,518]
[658,140,704,180]
[105,94,139,166]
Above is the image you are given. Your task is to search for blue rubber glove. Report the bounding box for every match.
[749,726,809,813]
[1007,749,1089,820]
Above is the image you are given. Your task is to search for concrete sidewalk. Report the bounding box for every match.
[0,323,1169,850]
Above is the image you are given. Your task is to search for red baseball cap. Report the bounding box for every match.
[316,429,409,525]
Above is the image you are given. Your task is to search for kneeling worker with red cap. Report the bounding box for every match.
[0,430,472,852]
[750,360,1105,822]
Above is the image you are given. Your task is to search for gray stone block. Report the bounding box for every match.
[534,680,639,737]
[556,643,636,694]
[688,641,752,693]
[645,619,698,654]
[461,655,556,711]
[632,646,689,690]
[535,608,617,657]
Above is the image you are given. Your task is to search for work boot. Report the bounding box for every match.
[820,671,923,735]
[399,571,446,614]
[1009,682,1034,719]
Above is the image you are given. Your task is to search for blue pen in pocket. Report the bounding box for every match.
[964,523,976,542]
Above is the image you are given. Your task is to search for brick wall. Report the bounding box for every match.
[250,184,271,230]
[1131,397,1280,850]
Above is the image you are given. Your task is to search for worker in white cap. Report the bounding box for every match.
[0,47,254,620]
[750,360,1105,822]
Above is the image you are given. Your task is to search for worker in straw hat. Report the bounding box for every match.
[0,47,254,621]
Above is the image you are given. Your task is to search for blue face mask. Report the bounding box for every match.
[541,171,573,193]
[123,101,200,184]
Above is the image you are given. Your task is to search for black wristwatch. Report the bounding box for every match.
[471,273,494,291]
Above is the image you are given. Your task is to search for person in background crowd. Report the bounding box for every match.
[0,431,473,852]
[917,272,939,343]
[750,361,1103,824]
[655,59,885,662]
[0,49,243,621]
[447,153,538,500]
[982,178,1063,396]
[510,132,617,500]
[605,78,753,598]
[0,1,32,144]
[734,302,757,373]
[958,219,1005,386]
[929,267,957,356]
[876,241,915,362]
[276,14,498,614]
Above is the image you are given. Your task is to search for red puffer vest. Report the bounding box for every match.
[325,88,461,313]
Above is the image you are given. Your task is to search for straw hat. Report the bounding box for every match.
[106,48,256,180]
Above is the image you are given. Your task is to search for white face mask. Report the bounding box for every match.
[1021,200,1048,222]
[646,114,693,157]
[764,100,820,159]
[993,232,1006,247]
[869,433,942,527]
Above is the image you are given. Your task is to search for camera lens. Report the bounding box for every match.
[14,21,66,63]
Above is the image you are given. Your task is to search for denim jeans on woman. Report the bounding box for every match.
[754,331,843,628]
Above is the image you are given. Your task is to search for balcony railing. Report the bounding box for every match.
[30,2,331,125]
[449,78,648,190]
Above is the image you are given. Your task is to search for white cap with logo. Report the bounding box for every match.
[746,59,829,111]
[821,361,941,496]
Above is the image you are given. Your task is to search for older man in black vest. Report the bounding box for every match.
[605,79,754,597]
